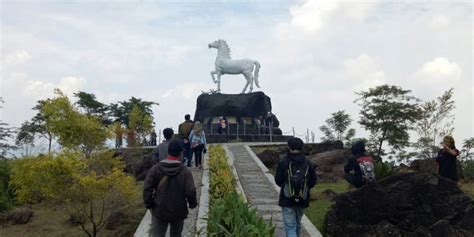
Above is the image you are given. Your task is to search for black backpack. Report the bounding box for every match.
[283,161,310,203]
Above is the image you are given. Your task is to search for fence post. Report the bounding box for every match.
[292,127,295,137]
[237,121,239,141]
[210,120,213,134]
[269,123,273,142]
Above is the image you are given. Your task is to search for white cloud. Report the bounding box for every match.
[429,15,451,29]
[276,0,378,38]
[344,54,386,90]
[289,0,340,33]
[4,50,32,65]
[165,46,189,64]
[344,1,379,21]
[23,76,86,99]
[162,82,214,99]
[413,57,462,85]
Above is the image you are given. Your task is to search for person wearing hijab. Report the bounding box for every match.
[188,121,207,169]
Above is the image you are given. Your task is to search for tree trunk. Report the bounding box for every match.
[376,130,387,162]
[48,133,52,154]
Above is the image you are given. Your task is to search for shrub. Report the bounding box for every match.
[463,160,474,180]
[10,152,85,203]
[10,151,136,237]
[6,206,33,224]
[0,159,14,212]
[208,145,235,201]
[207,192,275,237]
[207,145,275,236]
[374,161,396,180]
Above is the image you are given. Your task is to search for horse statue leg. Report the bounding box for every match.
[210,71,217,83]
[248,73,254,93]
[241,73,251,94]
[217,72,222,93]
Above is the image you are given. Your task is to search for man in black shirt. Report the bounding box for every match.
[436,136,460,182]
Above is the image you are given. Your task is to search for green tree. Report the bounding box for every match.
[41,90,108,157]
[15,121,37,156]
[29,100,55,153]
[461,137,474,162]
[74,91,107,115]
[109,97,158,128]
[414,89,455,159]
[74,91,110,125]
[0,123,15,159]
[10,151,135,237]
[355,85,421,160]
[0,99,15,158]
[319,110,356,146]
[128,104,153,146]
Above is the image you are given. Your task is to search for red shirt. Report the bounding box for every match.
[166,155,181,161]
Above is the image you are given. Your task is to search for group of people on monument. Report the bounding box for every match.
[213,111,276,135]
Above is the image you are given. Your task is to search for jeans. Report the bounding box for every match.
[282,207,304,237]
[192,144,204,167]
[183,140,193,167]
[150,214,184,237]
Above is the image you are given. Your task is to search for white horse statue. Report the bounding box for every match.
[208,39,261,93]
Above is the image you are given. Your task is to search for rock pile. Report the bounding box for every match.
[308,149,350,182]
[325,172,474,237]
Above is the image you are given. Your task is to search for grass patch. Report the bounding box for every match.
[304,181,349,232]
[249,145,282,156]
[459,180,474,198]
[0,181,145,237]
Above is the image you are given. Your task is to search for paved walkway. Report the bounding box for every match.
[182,167,203,237]
[225,144,321,237]
[135,143,320,237]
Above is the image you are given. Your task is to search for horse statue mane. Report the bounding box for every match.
[208,39,261,94]
[218,39,231,59]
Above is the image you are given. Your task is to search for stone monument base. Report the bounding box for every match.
[193,91,283,136]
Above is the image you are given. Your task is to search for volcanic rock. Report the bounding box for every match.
[194,92,273,123]
[324,172,474,237]
[308,149,350,182]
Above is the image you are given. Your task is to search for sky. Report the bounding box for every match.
[1,0,473,150]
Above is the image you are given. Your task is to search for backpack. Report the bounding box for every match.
[356,156,375,182]
[283,161,310,203]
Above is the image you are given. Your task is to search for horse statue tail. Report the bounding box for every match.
[253,60,261,88]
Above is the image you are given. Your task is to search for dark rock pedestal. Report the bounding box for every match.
[194,92,283,141]
[194,91,272,122]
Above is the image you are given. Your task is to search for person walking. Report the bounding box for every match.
[178,114,194,167]
[188,121,207,169]
[217,116,228,134]
[150,129,157,146]
[436,135,460,182]
[275,137,317,237]
[143,140,197,237]
[343,140,375,188]
[155,128,174,162]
